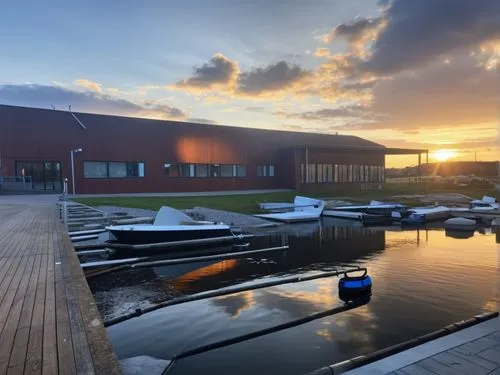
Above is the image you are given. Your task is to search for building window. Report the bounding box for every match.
[257,164,275,177]
[221,164,234,177]
[165,163,246,178]
[195,164,208,177]
[316,164,332,183]
[307,163,316,183]
[234,165,246,177]
[327,164,333,182]
[209,164,221,177]
[84,162,107,178]
[84,161,144,178]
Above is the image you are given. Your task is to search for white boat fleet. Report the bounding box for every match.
[101,195,497,247]
[254,195,499,228]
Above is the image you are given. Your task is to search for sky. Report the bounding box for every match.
[0,0,499,167]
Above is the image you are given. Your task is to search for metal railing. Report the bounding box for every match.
[0,176,33,191]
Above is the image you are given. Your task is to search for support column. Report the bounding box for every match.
[418,153,422,182]
[305,147,309,184]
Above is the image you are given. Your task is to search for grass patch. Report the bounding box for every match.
[74,182,498,214]
[75,192,298,214]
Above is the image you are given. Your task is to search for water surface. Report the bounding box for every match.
[90,219,499,375]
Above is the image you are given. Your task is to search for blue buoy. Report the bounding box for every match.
[339,268,372,302]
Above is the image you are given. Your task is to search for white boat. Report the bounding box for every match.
[332,200,407,214]
[106,206,234,245]
[322,210,392,225]
[400,206,451,224]
[258,202,296,212]
[254,196,325,223]
[470,196,499,211]
[322,210,363,220]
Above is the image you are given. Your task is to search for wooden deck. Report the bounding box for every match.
[0,198,121,374]
[344,317,500,375]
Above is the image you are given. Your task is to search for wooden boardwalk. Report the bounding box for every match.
[0,199,121,374]
[344,317,500,375]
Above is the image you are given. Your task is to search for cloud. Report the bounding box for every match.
[141,103,186,119]
[171,53,239,93]
[353,0,500,76]
[314,48,332,58]
[74,79,102,93]
[277,105,374,121]
[245,106,267,113]
[327,16,384,57]
[335,54,500,131]
[106,88,120,95]
[0,84,187,120]
[186,117,218,125]
[171,55,313,99]
[237,61,313,96]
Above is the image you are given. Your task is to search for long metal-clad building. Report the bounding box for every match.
[0,104,426,194]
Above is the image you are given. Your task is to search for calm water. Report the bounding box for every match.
[90,219,499,375]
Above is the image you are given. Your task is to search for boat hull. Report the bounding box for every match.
[108,227,233,245]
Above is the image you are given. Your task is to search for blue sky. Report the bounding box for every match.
[0,0,499,165]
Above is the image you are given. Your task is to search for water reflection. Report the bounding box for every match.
[99,219,499,375]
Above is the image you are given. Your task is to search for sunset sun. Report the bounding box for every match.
[432,149,457,162]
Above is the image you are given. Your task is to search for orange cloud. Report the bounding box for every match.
[170,53,239,94]
[74,79,102,93]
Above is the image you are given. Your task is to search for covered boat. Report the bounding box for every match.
[400,206,450,225]
[254,196,325,223]
[106,206,234,245]
[330,200,407,216]
[470,196,499,211]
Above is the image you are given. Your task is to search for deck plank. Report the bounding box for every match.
[0,201,121,375]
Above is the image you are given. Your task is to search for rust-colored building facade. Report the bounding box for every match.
[0,104,423,194]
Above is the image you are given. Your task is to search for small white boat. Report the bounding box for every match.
[400,206,451,224]
[322,210,363,220]
[332,200,407,213]
[254,196,324,223]
[258,202,296,212]
[106,206,234,245]
[470,196,499,211]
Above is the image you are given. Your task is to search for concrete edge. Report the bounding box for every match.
[58,211,122,375]
[339,313,499,374]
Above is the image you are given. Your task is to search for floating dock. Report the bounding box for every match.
[309,312,499,375]
[0,198,121,374]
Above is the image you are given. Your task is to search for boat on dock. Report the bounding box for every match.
[254,196,325,223]
[470,195,499,211]
[329,200,407,216]
[321,210,392,225]
[400,206,451,225]
[106,206,237,245]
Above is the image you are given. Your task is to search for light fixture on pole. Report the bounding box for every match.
[70,148,83,195]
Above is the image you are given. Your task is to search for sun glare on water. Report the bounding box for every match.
[432,149,456,162]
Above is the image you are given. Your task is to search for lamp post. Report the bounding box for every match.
[70,148,83,195]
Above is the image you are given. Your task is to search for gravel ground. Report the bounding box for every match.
[186,206,276,228]
[95,206,158,218]
[94,205,275,228]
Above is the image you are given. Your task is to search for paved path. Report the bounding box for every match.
[345,317,500,375]
[0,198,120,374]
[73,188,292,198]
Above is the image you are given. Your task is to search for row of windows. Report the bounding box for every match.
[83,161,276,179]
[257,164,275,177]
[164,163,247,178]
[301,164,385,184]
[84,162,145,178]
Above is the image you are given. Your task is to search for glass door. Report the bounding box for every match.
[15,160,62,192]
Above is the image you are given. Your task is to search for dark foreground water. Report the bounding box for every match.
[89,218,499,375]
